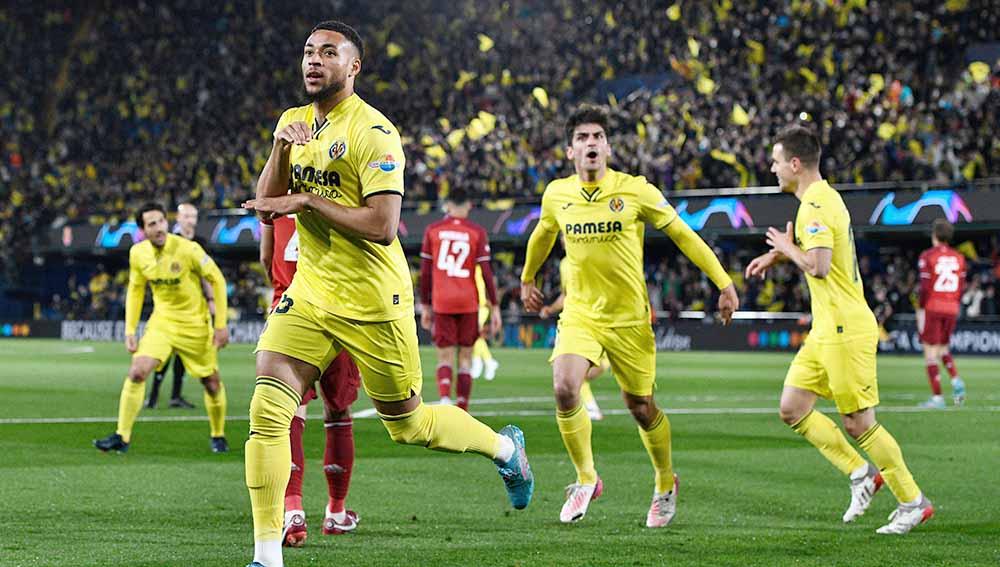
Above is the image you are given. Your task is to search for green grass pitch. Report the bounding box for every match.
[1,339,998,566]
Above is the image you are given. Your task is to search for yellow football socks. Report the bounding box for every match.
[556,405,598,485]
[115,378,146,443]
[473,338,494,362]
[204,382,227,438]
[857,422,921,503]
[379,402,499,458]
[638,410,675,494]
[790,409,866,475]
[245,377,300,541]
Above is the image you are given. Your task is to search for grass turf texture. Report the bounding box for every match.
[0,339,998,566]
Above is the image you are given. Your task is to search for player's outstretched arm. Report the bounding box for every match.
[259,222,274,286]
[192,245,229,348]
[663,219,739,324]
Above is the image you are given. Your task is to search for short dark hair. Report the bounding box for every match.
[775,124,821,166]
[446,187,470,206]
[932,218,954,244]
[135,202,166,228]
[565,104,610,144]
[311,21,365,61]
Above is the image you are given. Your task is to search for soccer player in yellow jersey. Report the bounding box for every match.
[521,105,739,527]
[241,21,532,567]
[746,125,933,534]
[93,203,230,454]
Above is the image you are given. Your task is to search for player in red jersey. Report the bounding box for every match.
[917,219,967,408]
[419,188,501,411]
[260,214,362,546]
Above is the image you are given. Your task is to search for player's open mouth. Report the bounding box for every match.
[305,71,323,82]
[586,150,598,159]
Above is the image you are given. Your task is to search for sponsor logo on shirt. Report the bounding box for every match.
[368,154,397,172]
[609,197,625,213]
[328,138,348,160]
[806,220,827,235]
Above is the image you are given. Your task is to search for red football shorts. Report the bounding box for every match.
[299,350,361,412]
[432,312,480,347]
[920,311,957,345]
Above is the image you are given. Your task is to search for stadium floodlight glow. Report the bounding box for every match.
[868,190,972,226]
[95,221,144,248]
[675,198,754,230]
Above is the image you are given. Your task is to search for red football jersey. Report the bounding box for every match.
[270,215,299,307]
[918,244,966,315]
[420,216,492,314]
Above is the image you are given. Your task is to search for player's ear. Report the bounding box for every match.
[565,144,575,160]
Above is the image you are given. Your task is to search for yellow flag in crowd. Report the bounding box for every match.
[532,86,550,108]
[877,122,896,140]
[956,241,978,261]
[604,10,616,28]
[798,67,818,84]
[731,104,751,126]
[869,73,885,94]
[696,75,716,95]
[477,34,494,53]
[454,71,477,90]
[688,37,700,57]
[746,39,765,65]
[446,129,465,148]
[386,42,403,58]
[969,61,990,83]
[666,3,681,21]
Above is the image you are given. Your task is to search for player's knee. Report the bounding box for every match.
[201,375,221,395]
[552,378,580,408]
[841,418,867,439]
[127,367,148,383]
[778,403,804,425]
[625,397,655,428]
[381,412,429,447]
[248,386,295,438]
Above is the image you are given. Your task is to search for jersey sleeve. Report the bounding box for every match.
[356,122,406,198]
[272,109,294,138]
[636,181,678,229]
[797,200,835,251]
[420,226,434,261]
[535,185,560,233]
[189,242,228,329]
[917,251,931,308]
[474,226,492,262]
[125,246,147,336]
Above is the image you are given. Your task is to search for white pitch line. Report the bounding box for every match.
[3,405,1000,425]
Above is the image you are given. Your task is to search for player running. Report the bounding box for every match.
[917,219,967,408]
[241,21,533,567]
[260,213,362,546]
[93,202,230,454]
[419,188,502,410]
[521,105,739,527]
[746,124,933,534]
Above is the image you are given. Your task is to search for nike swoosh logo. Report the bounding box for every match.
[561,203,573,210]
[371,125,391,134]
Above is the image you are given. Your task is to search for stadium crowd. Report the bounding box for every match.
[2,1,998,304]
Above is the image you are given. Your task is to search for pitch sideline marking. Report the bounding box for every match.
[2,403,999,425]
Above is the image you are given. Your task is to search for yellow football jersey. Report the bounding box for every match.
[533,169,677,327]
[794,180,877,342]
[274,94,412,321]
[126,234,227,335]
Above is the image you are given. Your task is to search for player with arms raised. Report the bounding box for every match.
[419,188,502,410]
[93,203,230,454]
[746,125,933,534]
[917,219,967,408]
[521,105,738,527]
[241,21,532,567]
[260,213,362,546]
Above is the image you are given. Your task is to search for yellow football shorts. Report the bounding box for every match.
[256,290,422,402]
[135,318,217,378]
[550,318,655,396]
[784,335,880,414]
